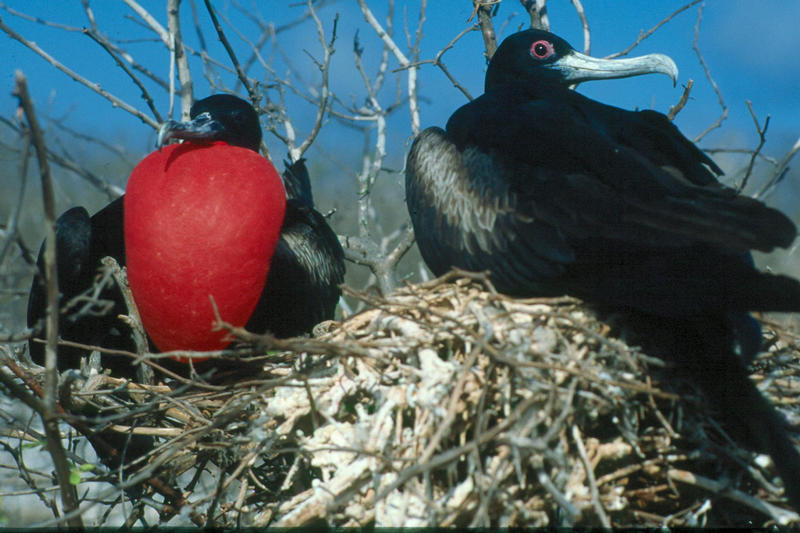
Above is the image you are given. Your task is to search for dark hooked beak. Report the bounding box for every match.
[156,112,225,149]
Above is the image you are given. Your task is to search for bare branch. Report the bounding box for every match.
[0,116,124,198]
[168,0,193,119]
[293,4,338,160]
[570,0,590,54]
[202,0,256,104]
[691,4,728,142]
[737,100,769,193]
[0,129,30,268]
[393,24,478,101]
[572,425,610,527]
[471,0,499,60]
[667,79,693,120]
[357,0,419,134]
[0,15,158,129]
[757,135,800,200]
[13,70,82,528]
[607,0,702,58]
[519,0,549,31]
[83,28,163,123]
[123,0,169,45]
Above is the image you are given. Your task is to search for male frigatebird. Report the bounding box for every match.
[406,30,800,509]
[28,94,345,375]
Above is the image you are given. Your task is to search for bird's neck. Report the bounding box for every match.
[484,77,569,101]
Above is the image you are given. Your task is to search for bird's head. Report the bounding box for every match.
[157,94,262,152]
[485,29,678,92]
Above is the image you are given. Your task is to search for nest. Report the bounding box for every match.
[10,272,800,527]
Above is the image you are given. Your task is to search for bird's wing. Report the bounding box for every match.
[407,127,575,294]
[89,196,126,264]
[247,199,345,336]
[27,206,93,327]
[446,92,795,255]
[282,158,314,207]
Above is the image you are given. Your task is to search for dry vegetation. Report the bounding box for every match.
[1,0,799,527]
[4,272,800,526]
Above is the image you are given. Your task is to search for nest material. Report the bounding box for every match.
[20,272,800,527]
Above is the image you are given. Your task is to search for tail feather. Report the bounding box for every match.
[618,311,800,510]
[693,355,800,509]
[730,271,800,314]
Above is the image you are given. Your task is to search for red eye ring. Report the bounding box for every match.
[530,39,555,60]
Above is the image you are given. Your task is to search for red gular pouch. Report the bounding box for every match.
[124,142,286,358]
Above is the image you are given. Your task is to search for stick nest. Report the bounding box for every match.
[17,272,800,527]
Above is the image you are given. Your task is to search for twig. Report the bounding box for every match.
[123,0,170,45]
[569,0,590,54]
[691,5,728,142]
[168,0,193,119]
[100,257,147,354]
[0,127,30,267]
[13,70,82,528]
[0,116,125,198]
[519,0,549,31]
[357,0,419,135]
[757,135,800,200]
[608,0,702,59]
[572,425,610,527]
[737,100,769,193]
[0,15,158,129]
[292,3,337,160]
[202,0,256,105]
[82,28,163,123]
[393,24,477,101]
[667,79,693,120]
[471,0,499,60]
[668,469,799,525]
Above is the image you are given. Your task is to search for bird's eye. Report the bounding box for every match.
[231,110,246,123]
[530,40,555,60]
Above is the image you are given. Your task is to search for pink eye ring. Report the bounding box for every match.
[530,39,555,60]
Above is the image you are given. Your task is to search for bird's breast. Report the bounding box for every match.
[124,143,286,353]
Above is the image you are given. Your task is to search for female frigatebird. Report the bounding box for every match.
[28,94,345,375]
[406,30,800,510]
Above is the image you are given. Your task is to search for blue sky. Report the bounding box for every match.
[1,1,799,218]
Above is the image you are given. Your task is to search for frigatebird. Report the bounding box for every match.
[406,29,800,509]
[28,94,345,375]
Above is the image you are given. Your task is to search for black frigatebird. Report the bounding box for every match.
[27,94,345,375]
[406,30,800,509]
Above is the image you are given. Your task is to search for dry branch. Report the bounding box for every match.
[7,273,799,526]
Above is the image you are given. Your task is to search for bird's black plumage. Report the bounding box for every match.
[27,94,345,375]
[246,159,345,338]
[27,197,132,376]
[406,29,800,509]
